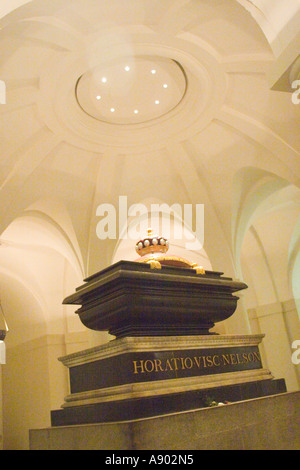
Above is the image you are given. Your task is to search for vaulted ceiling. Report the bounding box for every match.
[0,0,299,341]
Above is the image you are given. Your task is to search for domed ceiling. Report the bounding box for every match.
[0,0,299,339]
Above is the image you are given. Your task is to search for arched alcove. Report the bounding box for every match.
[288,215,300,320]
[0,271,47,347]
[0,202,88,448]
[232,167,290,278]
[233,168,300,391]
[236,0,300,57]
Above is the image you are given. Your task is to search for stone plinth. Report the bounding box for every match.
[50,334,286,426]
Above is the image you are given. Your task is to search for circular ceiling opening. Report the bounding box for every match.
[76,56,187,125]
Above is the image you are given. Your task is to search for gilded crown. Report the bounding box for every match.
[135,228,169,257]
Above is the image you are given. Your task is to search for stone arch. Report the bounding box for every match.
[233,168,300,390]
[0,199,85,338]
[1,0,299,59]
[288,215,300,319]
[232,166,291,278]
[235,0,300,57]
[0,269,47,347]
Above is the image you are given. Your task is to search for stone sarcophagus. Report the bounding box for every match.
[51,231,286,426]
[62,259,247,338]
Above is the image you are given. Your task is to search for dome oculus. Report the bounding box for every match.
[75,56,187,125]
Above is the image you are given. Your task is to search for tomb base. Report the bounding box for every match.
[51,334,286,426]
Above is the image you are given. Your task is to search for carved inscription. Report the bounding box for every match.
[133,351,261,374]
[69,346,263,393]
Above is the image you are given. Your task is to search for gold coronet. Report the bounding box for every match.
[135,229,205,274]
[135,228,169,257]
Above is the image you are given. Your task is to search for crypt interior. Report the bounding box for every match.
[0,0,299,449]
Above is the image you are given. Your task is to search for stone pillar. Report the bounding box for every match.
[248,300,300,391]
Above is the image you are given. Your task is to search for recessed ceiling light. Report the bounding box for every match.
[76,57,186,124]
